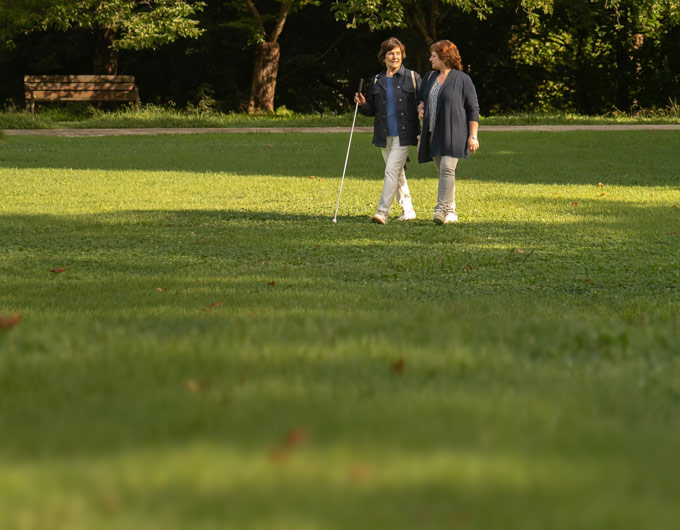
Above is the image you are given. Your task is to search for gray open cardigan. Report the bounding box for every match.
[417,69,480,163]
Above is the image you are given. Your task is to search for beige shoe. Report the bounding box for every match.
[433,211,445,225]
[443,213,458,224]
[371,211,388,224]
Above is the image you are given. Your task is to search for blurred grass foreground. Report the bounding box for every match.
[0,129,679,530]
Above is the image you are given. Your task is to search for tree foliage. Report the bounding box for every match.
[21,0,205,49]
[332,0,554,44]
[507,0,680,112]
[0,0,678,114]
[0,0,205,71]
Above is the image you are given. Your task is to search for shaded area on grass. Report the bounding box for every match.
[1,131,680,186]
[1,204,678,309]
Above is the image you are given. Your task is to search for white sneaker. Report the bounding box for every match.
[371,211,388,224]
[434,211,457,225]
[397,210,416,221]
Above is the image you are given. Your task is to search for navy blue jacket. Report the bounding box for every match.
[359,65,422,148]
[418,69,479,162]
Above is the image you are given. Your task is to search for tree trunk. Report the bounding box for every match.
[93,27,118,74]
[247,41,281,113]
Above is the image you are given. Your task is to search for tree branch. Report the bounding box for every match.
[243,0,267,39]
[406,0,434,44]
[278,33,344,83]
[429,0,438,42]
[270,1,292,43]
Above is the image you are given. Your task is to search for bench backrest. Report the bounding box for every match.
[24,75,139,102]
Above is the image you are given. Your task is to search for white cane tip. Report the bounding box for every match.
[332,218,337,223]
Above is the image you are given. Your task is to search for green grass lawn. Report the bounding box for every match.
[1,130,679,530]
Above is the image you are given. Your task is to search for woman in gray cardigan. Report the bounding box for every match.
[355,37,421,224]
[418,40,480,224]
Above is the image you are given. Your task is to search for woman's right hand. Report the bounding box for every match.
[354,92,366,106]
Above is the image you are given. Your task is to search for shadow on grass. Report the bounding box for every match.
[1,131,680,185]
[2,202,678,285]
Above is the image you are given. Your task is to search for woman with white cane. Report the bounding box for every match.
[355,37,421,224]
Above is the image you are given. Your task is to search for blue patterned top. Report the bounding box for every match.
[428,79,441,133]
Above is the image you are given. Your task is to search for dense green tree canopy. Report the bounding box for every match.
[332,0,554,44]
[0,0,678,114]
[1,0,205,72]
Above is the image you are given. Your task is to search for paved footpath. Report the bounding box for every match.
[4,124,680,137]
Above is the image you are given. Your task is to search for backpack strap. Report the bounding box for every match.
[410,69,416,90]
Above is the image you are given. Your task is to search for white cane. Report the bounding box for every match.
[332,78,364,223]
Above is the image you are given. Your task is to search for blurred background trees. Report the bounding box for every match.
[0,0,678,115]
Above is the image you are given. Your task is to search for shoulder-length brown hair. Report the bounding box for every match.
[378,37,406,63]
[430,40,462,71]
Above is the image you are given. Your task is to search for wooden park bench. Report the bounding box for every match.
[24,74,141,120]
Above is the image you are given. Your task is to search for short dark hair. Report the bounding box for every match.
[378,37,406,63]
[430,40,463,70]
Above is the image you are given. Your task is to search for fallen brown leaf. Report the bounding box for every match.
[350,465,370,482]
[0,314,21,330]
[598,182,605,188]
[268,281,276,287]
[572,202,578,207]
[392,358,406,373]
[284,428,309,448]
[50,267,65,273]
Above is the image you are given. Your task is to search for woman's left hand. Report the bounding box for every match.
[468,136,479,153]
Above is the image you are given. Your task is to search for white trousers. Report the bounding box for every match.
[377,136,415,215]
[433,156,458,215]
